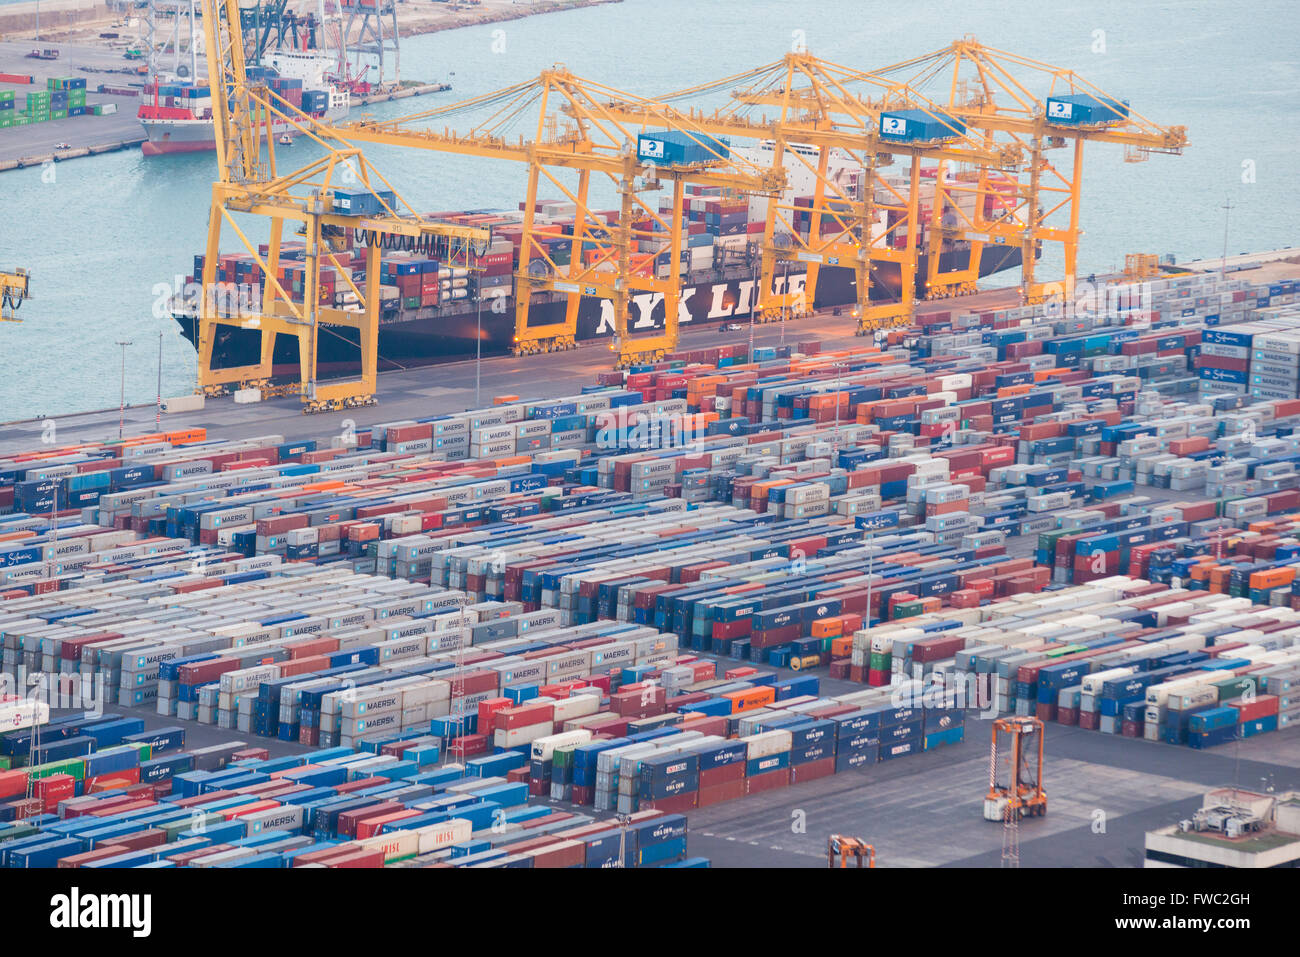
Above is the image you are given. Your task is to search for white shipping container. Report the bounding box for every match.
[743,729,792,758]
[531,729,593,762]
[494,719,555,749]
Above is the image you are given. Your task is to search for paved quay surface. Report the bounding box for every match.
[0,288,1022,451]
[0,41,143,167]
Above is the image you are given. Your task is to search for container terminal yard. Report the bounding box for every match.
[0,0,1296,937]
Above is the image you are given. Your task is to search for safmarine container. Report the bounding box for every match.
[1045,93,1130,126]
[878,109,966,142]
[636,130,730,166]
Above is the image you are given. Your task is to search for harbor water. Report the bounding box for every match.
[0,0,1295,421]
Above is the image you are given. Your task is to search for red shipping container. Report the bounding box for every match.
[333,776,387,795]
[639,792,698,814]
[0,769,26,801]
[355,808,422,839]
[697,777,747,806]
[35,773,76,813]
[451,734,489,758]
[326,849,386,868]
[745,768,789,795]
[110,828,168,851]
[789,757,836,784]
[698,763,745,788]
[1229,694,1278,722]
[495,701,555,731]
[610,686,666,717]
[531,838,587,868]
[84,768,142,793]
[58,845,132,868]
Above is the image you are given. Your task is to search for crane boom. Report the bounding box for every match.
[194,0,489,410]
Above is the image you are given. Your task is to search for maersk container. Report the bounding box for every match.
[1045,93,1130,126]
[878,109,966,142]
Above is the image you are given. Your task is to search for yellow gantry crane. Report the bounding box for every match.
[195,0,490,411]
[321,70,785,367]
[599,52,1023,337]
[1,267,30,323]
[875,38,1188,305]
[193,29,1185,385]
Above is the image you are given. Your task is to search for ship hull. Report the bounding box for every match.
[178,245,1025,377]
[140,117,221,155]
[140,114,337,155]
[141,133,217,156]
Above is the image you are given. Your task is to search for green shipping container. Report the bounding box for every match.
[0,755,10,769]
[25,757,86,782]
[892,601,924,620]
[51,109,67,120]
[553,746,574,772]
[403,296,420,309]
[160,811,223,841]
[0,823,39,844]
[1214,676,1257,702]
[0,118,11,129]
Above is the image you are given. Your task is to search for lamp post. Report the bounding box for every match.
[749,244,757,357]
[115,340,133,438]
[156,331,164,428]
[781,261,789,348]
[1220,196,1233,282]
[616,812,631,868]
[474,249,483,409]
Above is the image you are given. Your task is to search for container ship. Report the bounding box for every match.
[174,148,1031,375]
[140,50,350,156]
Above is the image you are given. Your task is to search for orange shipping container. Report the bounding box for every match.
[1249,567,1296,590]
[723,686,775,714]
[810,618,842,639]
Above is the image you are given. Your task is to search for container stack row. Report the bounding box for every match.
[0,716,701,868]
[850,575,1300,746]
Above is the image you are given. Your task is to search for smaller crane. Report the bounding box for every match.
[827,834,876,868]
[985,715,1047,821]
[1,267,30,323]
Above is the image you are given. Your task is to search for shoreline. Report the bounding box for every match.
[0,0,624,49]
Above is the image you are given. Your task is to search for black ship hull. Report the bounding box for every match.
[178,246,1025,377]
